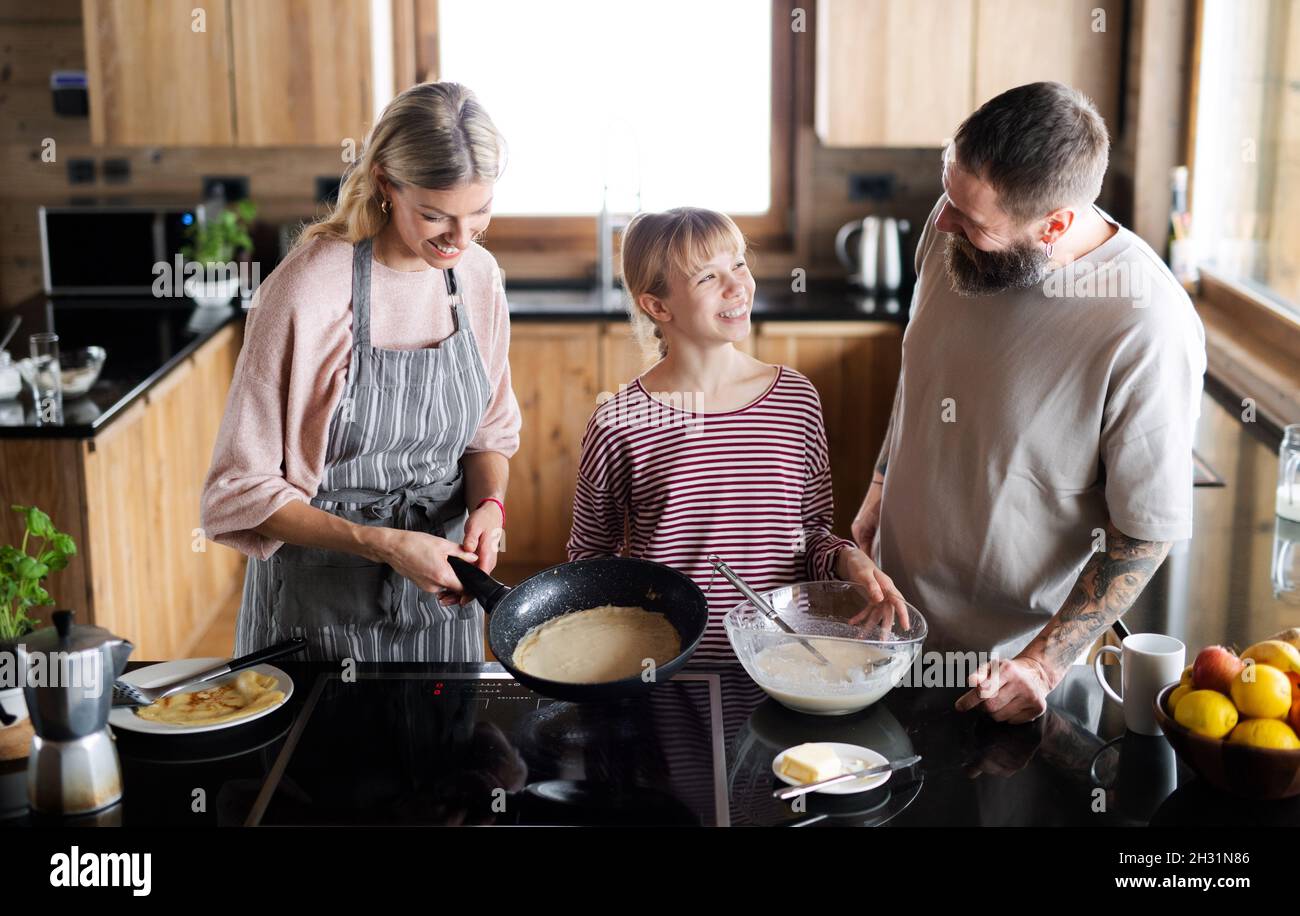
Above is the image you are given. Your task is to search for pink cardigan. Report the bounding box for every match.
[199,237,521,560]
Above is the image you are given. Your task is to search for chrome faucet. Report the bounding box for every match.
[597,192,637,313]
[596,128,641,313]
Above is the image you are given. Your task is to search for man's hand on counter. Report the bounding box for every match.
[957,520,1172,725]
[956,656,1055,724]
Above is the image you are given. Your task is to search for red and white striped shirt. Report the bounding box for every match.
[566,366,856,661]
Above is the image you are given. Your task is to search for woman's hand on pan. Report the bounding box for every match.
[371,528,477,604]
[462,503,504,574]
[451,503,505,605]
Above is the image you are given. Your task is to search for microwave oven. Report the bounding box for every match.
[39,203,204,296]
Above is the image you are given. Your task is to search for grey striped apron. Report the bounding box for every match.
[235,237,492,662]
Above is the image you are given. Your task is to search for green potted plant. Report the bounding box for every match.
[0,504,76,761]
[182,199,257,307]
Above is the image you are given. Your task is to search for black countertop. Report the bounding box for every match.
[0,295,243,439]
[0,281,903,439]
[1,377,1297,828]
[4,657,1295,828]
[505,278,914,323]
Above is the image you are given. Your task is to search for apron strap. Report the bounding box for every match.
[444,267,464,333]
[351,238,374,350]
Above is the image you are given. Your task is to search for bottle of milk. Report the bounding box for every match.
[1280,425,1300,523]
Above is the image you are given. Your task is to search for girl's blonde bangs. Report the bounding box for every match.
[662,210,748,281]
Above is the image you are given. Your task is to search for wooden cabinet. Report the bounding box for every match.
[230,0,377,146]
[83,0,394,147]
[504,322,602,567]
[597,319,755,395]
[972,0,1122,117]
[816,0,974,148]
[0,322,245,658]
[755,321,902,535]
[83,0,236,145]
[816,0,1123,148]
[502,319,900,568]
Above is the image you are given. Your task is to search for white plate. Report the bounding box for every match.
[108,658,293,736]
[772,743,891,795]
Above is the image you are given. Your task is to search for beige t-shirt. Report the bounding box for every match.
[876,196,1207,660]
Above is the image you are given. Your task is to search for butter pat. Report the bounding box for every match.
[780,743,842,784]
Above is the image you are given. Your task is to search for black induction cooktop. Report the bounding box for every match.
[250,671,729,827]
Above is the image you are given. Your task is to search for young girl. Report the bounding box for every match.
[567,207,904,661]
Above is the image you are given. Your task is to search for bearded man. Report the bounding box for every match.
[851,82,1207,724]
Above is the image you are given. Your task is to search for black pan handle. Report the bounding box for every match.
[447,556,510,614]
[228,637,308,672]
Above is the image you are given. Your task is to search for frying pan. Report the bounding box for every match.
[447,556,708,702]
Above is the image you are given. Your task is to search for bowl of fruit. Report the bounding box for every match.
[1153,630,1300,800]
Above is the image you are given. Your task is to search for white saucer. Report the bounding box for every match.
[772,743,891,795]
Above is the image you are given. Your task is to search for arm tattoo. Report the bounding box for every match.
[1030,522,1171,677]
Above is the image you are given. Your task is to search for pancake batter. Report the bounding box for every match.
[513,605,681,683]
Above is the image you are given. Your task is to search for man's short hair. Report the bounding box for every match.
[952,81,1110,224]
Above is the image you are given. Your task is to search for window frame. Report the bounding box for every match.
[1184,0,1300,424]
[418,0,798,259]
[1186,0,1300,335]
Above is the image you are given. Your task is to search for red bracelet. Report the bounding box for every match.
[476,497,505,526]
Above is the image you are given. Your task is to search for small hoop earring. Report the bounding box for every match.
[1044,241,1054,259]
[380,198,391,215]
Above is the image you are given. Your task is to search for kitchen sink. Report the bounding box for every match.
[504,286,626,314]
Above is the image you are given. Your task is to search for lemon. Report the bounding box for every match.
[1179,665,1194,687]
[1230,663,1293,719]
[1167,684,1192,715]
[1174,689,1239,738]
[1229,718,1300,750]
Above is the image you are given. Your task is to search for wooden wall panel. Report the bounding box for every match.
[756,321,902,536]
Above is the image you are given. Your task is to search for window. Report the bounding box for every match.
[437,0,774,216]
[1190,0,1300,316]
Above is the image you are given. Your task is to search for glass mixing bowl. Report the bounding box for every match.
[725,580,927,716]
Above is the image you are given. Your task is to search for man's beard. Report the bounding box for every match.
[942,232,1049,297]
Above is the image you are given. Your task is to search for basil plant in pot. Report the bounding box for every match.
[0,504,76,759]
[182,199,257,307]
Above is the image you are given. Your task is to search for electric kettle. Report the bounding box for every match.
[835,216,911,292]
[17,609,133,815]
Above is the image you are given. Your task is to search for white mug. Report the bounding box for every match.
[1093,633,1186,736]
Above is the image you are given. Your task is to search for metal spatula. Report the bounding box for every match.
[111,637,307,708]
[707,555,830,666]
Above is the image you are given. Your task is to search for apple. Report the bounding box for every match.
[1193,645,1246,695]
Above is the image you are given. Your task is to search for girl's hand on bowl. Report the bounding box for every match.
[838,547,910,631]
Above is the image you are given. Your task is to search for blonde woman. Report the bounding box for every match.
[200,83,520,662]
